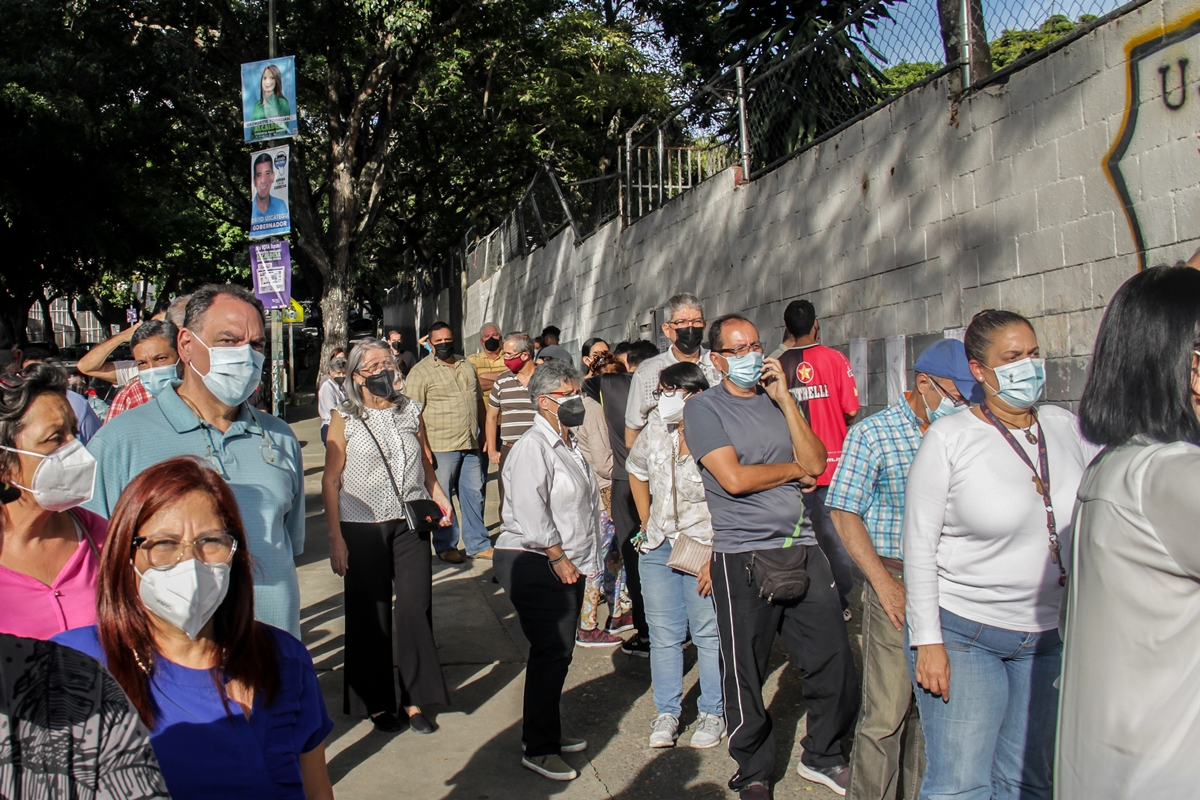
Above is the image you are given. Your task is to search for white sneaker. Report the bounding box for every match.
[689,712,726,749]
[649,713,679,748]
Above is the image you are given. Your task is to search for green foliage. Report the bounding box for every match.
[881,61,942,90]
[990,14,1098,70]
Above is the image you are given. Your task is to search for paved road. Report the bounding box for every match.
[290,410,859,799]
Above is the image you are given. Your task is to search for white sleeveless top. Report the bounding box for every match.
[338,399,428,523]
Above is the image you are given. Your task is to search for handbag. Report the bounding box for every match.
[748,545,810,604]
[664,431,712,576]
[358,413,444,533]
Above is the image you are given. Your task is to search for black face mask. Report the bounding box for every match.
[483,337,500,352]
[363,369,396,399]
[433,342,455,361]
[674,327,704,355]
[390,341,403,353]
[333,375,345,386]
[555,395,586,428]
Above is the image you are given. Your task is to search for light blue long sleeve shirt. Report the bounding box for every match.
[84,385,306,637]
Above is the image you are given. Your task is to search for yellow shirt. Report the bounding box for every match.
[466,351,506,374]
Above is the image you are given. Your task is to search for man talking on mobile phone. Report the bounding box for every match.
[683,314,860,799]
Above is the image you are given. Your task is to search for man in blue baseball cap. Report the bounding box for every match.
[824,337,977,800]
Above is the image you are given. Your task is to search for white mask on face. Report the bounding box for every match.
[1,438,97,512]
[137,558,232,640]
[658,392,688,424]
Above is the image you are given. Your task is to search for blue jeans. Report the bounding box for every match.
[907,608,1060,800]
[431,449,489,555]
[640,537,722,718]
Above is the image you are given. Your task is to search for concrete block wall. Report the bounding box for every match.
[464,0,1200,405]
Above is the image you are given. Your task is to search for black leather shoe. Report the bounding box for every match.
[370,712,406,733]
[408,712,438,734]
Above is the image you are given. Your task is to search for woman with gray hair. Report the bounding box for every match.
[321,339,454,735]
[495,359,605,782]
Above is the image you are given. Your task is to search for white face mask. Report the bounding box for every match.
[137,558,232,640]
[139,363,180,398]
[188,336,265,408]
[1,439,97,512]
[658,392,688,424]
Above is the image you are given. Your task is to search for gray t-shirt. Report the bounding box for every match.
[683,383,813,553]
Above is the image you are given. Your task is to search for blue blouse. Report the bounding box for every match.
[54,625,333,800]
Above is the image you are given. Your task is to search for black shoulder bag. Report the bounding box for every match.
[358,413,444,533]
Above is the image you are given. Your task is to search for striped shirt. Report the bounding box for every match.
[487,372,537,444]
[825,395,924,561]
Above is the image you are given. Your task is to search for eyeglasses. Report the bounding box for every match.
[652,388,686,399]
[356,359,395,377]
[930,379,968,407]
[545,391,582,400]
[714,342,765,358]
[131,532,238,571]
[667,318,705,329]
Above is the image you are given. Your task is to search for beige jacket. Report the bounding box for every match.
[573,396,613,490]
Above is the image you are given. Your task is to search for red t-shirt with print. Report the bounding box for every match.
[777,343,860,485]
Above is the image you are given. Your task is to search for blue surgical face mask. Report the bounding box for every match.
[923,380,967,423]
[724,352,763,389]
[139,362,180,398]
[188,337,265,408]
[986,357,1045,409]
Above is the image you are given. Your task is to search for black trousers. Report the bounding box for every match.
[803,485,855,610]
[609,479,647,637]
[711,545,860,791]
[341,519,450,716]
[494,549,585,758]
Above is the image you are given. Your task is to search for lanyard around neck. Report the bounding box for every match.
[979,404,1065,586]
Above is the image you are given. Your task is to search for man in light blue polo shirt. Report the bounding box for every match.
[85,284,306,637]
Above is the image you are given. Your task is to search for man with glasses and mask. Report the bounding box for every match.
[405,321,489,563]
[684,313,859,799]
[826,338,978,800]
[384,327,416,373]
[84,284,306,638]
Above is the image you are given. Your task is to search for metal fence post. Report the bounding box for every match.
[624,128,633,227]
[546,165,582,245]
[656,127,665,209]
[736,65,752,182]
[939,0,991,94]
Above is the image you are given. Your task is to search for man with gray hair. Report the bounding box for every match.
[467,322,506,394]
[485,332,538,509]
[85,283,307,637]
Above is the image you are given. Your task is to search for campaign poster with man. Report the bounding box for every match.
[241,56,297,142]
[250,146,291,239]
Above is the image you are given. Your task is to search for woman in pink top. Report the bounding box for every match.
[0,364,106,639]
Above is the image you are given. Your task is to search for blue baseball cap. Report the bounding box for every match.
[913,339,982,404]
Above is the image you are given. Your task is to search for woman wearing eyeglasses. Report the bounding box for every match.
[53,457,335,800]
[902,310,1100,800]
[0,363,106,640]
[495,359,605,782]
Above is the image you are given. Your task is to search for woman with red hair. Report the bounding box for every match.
[54,456,334,800]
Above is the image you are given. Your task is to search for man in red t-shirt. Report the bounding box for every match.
[777,300,860,616]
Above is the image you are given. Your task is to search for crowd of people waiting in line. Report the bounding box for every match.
[1,264,1199,800]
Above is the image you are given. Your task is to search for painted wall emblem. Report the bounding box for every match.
[1106,12,1200,268]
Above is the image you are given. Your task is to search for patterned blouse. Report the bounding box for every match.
[625,407,714,552]
[0,633,169,799]
[337,399,429,523]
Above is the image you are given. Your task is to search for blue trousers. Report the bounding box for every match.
[907,608,1060,800]
[431,449,490,555]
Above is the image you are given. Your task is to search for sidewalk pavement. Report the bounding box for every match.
[290,410,857,799]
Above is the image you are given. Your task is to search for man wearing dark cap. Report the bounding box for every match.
[825,338,979,800]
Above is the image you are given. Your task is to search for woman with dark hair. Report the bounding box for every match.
[1057,265,1200,799]
[53,457,334,800]
[581,338,609,376]
[251,64,291,121]
[902,309,1099,800]
[627,362,724,750]
[0,363,106,640]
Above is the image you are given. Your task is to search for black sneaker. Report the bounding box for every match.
[796,762,849,796]
[621,634,650,658]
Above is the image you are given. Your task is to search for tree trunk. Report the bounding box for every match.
[67,298,83,345]
[37,292,54,345]
[319,268,350,379]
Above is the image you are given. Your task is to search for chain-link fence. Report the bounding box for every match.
[454,0,1145,290]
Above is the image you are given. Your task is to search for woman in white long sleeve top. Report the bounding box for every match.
[494,359,603,783]
[901,310,1099,800]
[1058,266,1200,800]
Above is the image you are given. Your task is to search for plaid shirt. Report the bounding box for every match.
[103,379,151,423]
[404,355,481,452]
[825,395,925,560]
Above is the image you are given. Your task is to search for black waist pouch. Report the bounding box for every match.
[749,545,809,604]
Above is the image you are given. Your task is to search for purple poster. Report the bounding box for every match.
[251,240,292,310]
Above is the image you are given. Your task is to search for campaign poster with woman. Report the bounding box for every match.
[241,56,297,142]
